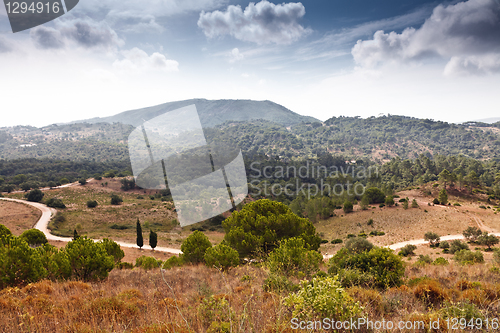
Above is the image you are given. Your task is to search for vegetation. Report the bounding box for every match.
[266,237,322,277]
[424,232,440,247]
[136,219,143,249]
[20,229,48,246]
[181,230,212,264]
[204,244,239,271]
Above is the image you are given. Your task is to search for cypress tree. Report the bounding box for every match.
[136,219,143,249]
[149,230,157,250]
[73,229,79,240]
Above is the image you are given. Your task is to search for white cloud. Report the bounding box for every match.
[0,36,13,53]
[113,47,179,73]
[198,0,311,44]
[229,48,244,63]
[352,0,500,75]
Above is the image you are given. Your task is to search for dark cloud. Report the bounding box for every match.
[30,27,65,49]
[352,0,500,75]
[198,0,310,44]
[60,20,122,49]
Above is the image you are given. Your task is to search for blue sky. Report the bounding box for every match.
[1,0,500,126]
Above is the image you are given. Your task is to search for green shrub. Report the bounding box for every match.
[398,244,417,257]
[454,250,484,265]
[362,188,386,204]
[87,200,98,208]
[46,197,66,209]
[385,196,394,206]
[424,232,440,247]
[331,239,343,244]
[181,230,212,264]
[0,235,46,288]
[64,237,115,281]
[463,226,482,242]
[347,234,356,238]
[20,229,48,246]
[449,239,469,254]
[345,237,373,254]
[25,189,44,202]
[343,201,353,213]
[432,257,449,266]
[0,224,12,238]
[433,198,440,205]
[162,255,184,270]
[411,199,419,208]
[439,241,450,249]
[110,194,123,205]
[440,301,483,321]
[336,268,375,288]
[328,247,404,288]
[116,262,134,269]
[416,255,432,265]
[284,276,363,320]
[204,244,239,271]
[367,218,373,225]
[100,238,124,263]
[454,203,461,206]
[36,243,71,280]
[222,199,321,258]
[135,255,162,270]
[267,237,322,277]
[110,224,128,230]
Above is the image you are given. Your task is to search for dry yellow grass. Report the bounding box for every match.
[0,200,41,236]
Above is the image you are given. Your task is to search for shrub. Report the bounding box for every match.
[110,194,123,205]
[379,203,386,208]
[204,244,239,271]
[116,262,134,269]
[328,247,404,289]
[493,248,500,265]
[64,237,114,281]
[440,300,483,321]
[135,255,162,270]
[223,199,321,258]
[438,188,448,205]
[411,199,419,208]
[162,255,184,270]
[413,279,449,306]
[100,238,124,263]
[20,229,48,246]
[336,268,375,288]
[367,218,373,225]
[432,257,449,265]
[362,187,386,204]
[284,276,363,320]
[385,196,394,206]
[25,189,44,202]
[78,178,87,185]
[449,239,469,254]
[398,244,417,257]
[331,238,343,244]
[454,249,484,265]
[439,241,450,249]
[267,237,322,277]
[347,234,356,238]
[343,200,353,213]
[45,197,66,209]
[433,198,440,205]
[181,230,212,264]
[345,237,374,254]
[0,235,46,288]
[0,224,12,237]
[454,203,461,206]
[87,200,98,208]
[424,232,440,247]
[416,255,433,265]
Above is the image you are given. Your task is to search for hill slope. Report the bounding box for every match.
[70,99,319,128]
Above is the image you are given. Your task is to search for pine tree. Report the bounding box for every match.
[149,230,157,250]
[136,219,143,249]
[438,188,448,205]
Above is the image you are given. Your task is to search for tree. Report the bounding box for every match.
[343,200,353,213]
[402,199,409,210]
[438,169,452,189]
[100,238,124,263]
[398,244,417,257]
[411,199,419,208]
[64,237,114,281]
[73,229,79,240]
[25,189,44,202]
[87,200,98,208]
[466,171,480,193]
[424,232,440,247]
[478,232,499,250]
[0,224,12,238]
[45,197,66,209]
[136,219,143,249]
[438,188,448,205]
[149,230,157,250]
[222,199,321,258]
[20,229,48,246]
[204,244,240,271]
[110,194,123,205]
[385,196,394,207]
[362,187,386,204]
[181,230,212,264]
[79,178,87,185]
[449,239,469,254]
[463,226,482,243]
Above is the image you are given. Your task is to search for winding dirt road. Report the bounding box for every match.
[0,197,181,255]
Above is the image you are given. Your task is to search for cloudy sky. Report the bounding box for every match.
[1,0,500,127]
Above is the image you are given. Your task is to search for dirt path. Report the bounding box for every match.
[0,197,182,255]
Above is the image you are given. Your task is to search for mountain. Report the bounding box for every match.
[70,99,319,128]
[470,117,500,124]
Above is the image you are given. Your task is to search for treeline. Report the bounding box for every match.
[0,158,132,192]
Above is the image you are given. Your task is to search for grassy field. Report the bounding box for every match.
[0,200,41,236]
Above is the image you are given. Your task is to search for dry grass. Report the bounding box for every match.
[2,262,500,332]
[0,200,41,236]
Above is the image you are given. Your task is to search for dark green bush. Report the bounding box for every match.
[64,237,114,281]
[46,197,66,209]
[20,229,48,246]
[267,237,322,277]
[181,230,212,264]
[204,244,239,271]
[87,200,98,208]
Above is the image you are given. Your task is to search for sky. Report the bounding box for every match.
[1,0,500,127]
